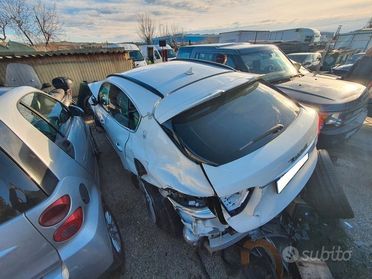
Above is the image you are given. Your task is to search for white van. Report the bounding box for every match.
[140,44,176,64]
[155,44,177,61]
[110,43,147,68]
[139,45,162,64]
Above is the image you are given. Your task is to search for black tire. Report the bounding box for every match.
[102,204,125,275]
[302,149,354,219]
[140,180,183,237]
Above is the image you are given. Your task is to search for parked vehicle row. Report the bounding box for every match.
[177,43,369,146]
[1,41,365,277]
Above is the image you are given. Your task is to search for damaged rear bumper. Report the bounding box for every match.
[168,144,318,252]
[169,198,249,252]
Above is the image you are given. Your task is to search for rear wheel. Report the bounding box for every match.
[139,179,182,237]
[103,204,124,274]
[302,149,354,219]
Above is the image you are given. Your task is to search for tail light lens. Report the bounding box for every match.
[318,113,326,134]
[54,207,83,242]
[39,195,71,227]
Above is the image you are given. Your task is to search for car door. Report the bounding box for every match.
[100,82,140,170]
[17,92,96,177]
[0,126,61,279]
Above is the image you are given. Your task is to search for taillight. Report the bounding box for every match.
[39,195,71,227]
[54,207,83,242]
[318,113,326,134]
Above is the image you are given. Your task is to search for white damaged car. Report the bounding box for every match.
[89,60,319,251]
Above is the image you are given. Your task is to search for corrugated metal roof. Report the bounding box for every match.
[0,48,129,59]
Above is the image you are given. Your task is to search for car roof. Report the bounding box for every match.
[180,43,271,51]
[107,60,259,122]
[154,70,260,123]
[120,60,233,96]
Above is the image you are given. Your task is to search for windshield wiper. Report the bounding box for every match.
[239,124,284,151]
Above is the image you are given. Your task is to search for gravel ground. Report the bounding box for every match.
[95,118,372,279]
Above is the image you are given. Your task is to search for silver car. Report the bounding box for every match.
[0,87,123,278]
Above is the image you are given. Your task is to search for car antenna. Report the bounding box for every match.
[185,67,193,75]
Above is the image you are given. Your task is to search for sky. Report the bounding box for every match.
[13,0,372,43]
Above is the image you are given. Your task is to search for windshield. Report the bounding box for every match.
[167,48,177,58]
[345,54,364,64]
[129,50,145,61]
[241,47,299,82]
[165,82,299,166]
[288,54,308,63]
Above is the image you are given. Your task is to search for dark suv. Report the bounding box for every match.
[177,43,369,146]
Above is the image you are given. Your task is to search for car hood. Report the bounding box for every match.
[276,74,367,111]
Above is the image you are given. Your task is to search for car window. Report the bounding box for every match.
[196,52,215,61]
[104,83,140,130]
[225,55,236,68]
[177,47,193,59]
[165,82,299,166]
[240,47,298,82]
[0,148,47,224]
[167,48,177,58]
[18,92,71,142]
[98,83,110,108]
[154,50,161,60]
[0,121,59,195]
[17,93,74,158]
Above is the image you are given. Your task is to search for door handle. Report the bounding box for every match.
[116,142,123,152]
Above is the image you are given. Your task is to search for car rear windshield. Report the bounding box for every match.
[165,82,300,166]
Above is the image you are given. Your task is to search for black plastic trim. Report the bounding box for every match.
[107,74,164,98]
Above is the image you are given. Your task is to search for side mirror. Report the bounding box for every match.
[69,105,85,117]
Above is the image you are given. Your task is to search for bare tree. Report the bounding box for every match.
[33,1,61,47]
[0,0,62,47]
[157,23,184,49]
[0,9,9,41]
[137,13,156,45]
[1,0,38,45]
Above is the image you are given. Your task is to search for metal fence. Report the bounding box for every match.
[0,49,133,97]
